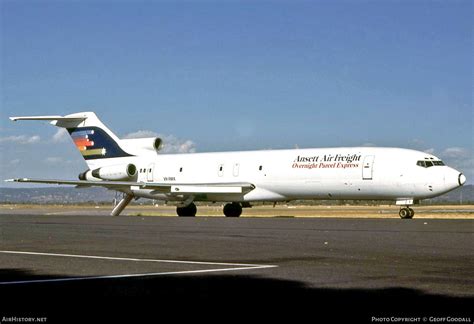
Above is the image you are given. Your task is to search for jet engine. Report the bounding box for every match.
[79,163,137,181]
[120,137,162,153]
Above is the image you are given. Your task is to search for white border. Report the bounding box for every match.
[0,250,277,285]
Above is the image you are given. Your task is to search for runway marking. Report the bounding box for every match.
[0,250,277,285]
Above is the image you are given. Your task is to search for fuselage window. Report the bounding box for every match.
[179,167,183,172]
[259,165,263,171]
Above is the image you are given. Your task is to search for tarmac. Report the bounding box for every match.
[0,211,472,322]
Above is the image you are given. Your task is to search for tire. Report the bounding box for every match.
[223,203,242,217]
[177,203,197,217]
[399,208,410,219]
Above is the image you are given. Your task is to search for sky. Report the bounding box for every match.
[0,0,472,186]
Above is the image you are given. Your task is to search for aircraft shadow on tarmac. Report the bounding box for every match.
[0,268,472,321]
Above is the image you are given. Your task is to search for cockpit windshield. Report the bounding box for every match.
[416,159,445,168]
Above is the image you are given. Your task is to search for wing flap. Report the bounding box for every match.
[171,185,245,194]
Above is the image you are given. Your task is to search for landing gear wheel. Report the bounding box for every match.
[177,202,197,217]
[223,203,242,217]
[399,207,414,219]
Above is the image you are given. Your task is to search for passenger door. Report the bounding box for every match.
[362,155,375,180]
[147,163,154,182]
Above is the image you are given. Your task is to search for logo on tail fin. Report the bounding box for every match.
[68,127,132,160]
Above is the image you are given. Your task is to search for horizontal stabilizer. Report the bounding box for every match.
[9,116,86,122]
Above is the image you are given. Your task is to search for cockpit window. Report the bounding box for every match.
[416,160,445,168]
[417,161,426,167]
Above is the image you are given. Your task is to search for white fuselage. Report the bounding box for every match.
[9,112,466,217]
[88,147,464,204]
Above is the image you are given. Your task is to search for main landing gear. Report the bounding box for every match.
[176,202,243,217]
[399,207,415,219]
[176,202,197,217]
[223,202,242,218]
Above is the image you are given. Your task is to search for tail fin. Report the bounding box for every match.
[10,112,133,166]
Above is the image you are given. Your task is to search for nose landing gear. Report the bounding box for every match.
[399,207,415,219]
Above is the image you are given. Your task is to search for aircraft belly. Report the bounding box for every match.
[258,178,419,201]
[132,188,248,203]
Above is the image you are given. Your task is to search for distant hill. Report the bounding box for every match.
[0,187,115,204]
[0,185,472,205]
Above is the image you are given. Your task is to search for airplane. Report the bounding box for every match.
[6,111,466,219]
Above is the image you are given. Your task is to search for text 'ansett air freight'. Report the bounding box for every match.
[292,153,362,169]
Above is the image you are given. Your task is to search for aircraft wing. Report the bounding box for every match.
[5,178,255,195]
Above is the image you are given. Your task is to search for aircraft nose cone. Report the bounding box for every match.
[458,173,466,186]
